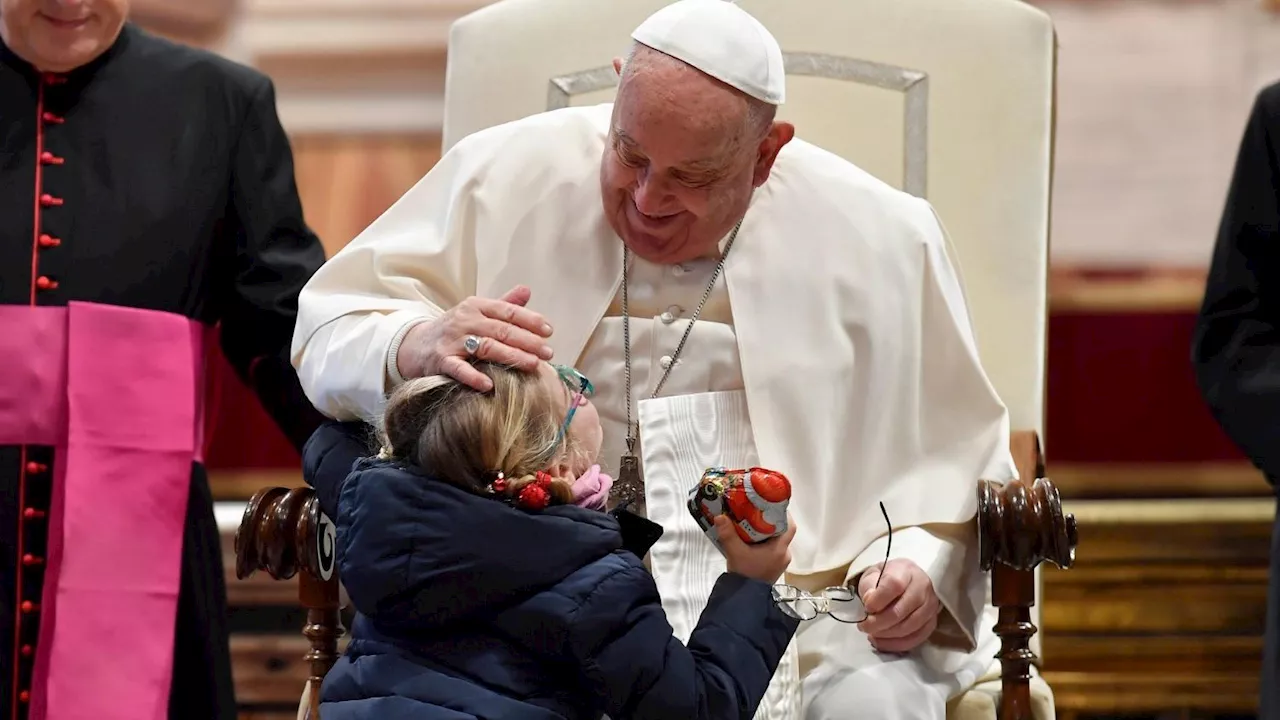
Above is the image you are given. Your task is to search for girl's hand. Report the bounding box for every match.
[715,514,795,583]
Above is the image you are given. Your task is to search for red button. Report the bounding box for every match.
[41,112,64,125]
[39,194,63,208]
[20,601,38,614]
[39,151,64,166]
[22,509,45,520]
[20,645,32,657]
[22,555,42,567]
[38,234,60,248]
[18,690,28,703]
[24,461,46,474]
[35,277,58,291]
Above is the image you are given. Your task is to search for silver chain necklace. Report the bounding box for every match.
[613,217,744,509]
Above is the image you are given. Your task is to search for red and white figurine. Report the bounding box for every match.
[688,467,791,551]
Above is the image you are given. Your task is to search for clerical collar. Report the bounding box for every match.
[0,22,134,82]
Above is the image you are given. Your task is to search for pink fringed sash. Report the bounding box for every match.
[0,302,207,720]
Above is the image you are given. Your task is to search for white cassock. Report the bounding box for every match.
[290,103,1017,719]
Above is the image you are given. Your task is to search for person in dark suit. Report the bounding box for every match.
[1192,80,1280,716]
[0,1,325,717]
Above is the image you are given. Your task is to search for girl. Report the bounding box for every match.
[320,360,799,720]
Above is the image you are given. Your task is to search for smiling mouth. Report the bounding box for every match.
[39,13,91,30]
[635,200,679,218]
[632,213,682,237]
[629,200,683,227]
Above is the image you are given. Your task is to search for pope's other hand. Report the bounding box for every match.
[855,558,941,654]
[397,285,554,391]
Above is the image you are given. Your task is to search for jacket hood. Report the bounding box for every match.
[336,458,623,633]
[302,420,375,521]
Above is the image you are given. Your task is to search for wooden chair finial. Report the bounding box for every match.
[235,486,344,719]
[978,432,1078,720]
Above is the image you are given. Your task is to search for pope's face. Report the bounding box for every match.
[0,0,129,73]
[601,52,791,266]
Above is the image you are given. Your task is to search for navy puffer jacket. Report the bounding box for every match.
[310,435,798,720]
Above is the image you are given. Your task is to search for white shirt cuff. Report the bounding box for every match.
[385,316,434,389]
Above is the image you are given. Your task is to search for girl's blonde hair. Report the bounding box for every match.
[378,361,576,505]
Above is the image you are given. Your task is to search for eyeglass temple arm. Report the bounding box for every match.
[877,501,890,590]
[553,376,590,444]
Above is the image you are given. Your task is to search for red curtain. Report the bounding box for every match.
[203,346,301,471]
[1046,311,1243,464]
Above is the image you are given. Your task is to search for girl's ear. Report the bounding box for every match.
[536,463,580,507]
[547,461,576,484]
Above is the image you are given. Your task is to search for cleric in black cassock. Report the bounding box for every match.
[1192,81,1280,717]
[0,2,325,719]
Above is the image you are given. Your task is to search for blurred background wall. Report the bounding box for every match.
[126,0,1280,717]
[1045,0,1279,268]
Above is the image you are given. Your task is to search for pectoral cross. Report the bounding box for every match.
[614,437,643,510]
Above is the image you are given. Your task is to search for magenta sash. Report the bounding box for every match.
[0,302,207,720]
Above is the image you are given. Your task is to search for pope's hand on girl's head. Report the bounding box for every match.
[398,285,556,390]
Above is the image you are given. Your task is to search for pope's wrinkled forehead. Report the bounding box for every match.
[613,76,763,184]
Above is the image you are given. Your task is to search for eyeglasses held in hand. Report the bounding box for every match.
[771,501,891,623]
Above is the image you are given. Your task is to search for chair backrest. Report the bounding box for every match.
[444,0,1056,439]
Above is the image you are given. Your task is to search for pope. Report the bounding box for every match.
[292,1,1016,718]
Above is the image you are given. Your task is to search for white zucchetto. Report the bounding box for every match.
[631,0,786,105]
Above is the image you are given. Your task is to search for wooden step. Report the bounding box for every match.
[1042,671,1259,716]
[1040,498,1271,714]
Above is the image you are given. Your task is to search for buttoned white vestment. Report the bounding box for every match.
[291,100,1020,716]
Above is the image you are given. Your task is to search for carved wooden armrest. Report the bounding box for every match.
[235,487,344,720]
[977,431,1078,720]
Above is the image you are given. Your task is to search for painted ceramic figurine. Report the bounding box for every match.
[688,467,792,551]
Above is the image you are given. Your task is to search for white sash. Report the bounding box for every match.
[639,390,801,720]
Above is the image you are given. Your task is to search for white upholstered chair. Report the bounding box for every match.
[444,0,1059,718]
[235,2,1072,719]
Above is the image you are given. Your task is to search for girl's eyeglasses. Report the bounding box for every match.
[552,365,593,445]
[555,365,594,399]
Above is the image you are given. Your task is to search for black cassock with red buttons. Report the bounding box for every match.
[0,23,325,720]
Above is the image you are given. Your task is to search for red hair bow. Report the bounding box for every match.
[517,471,554,511]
